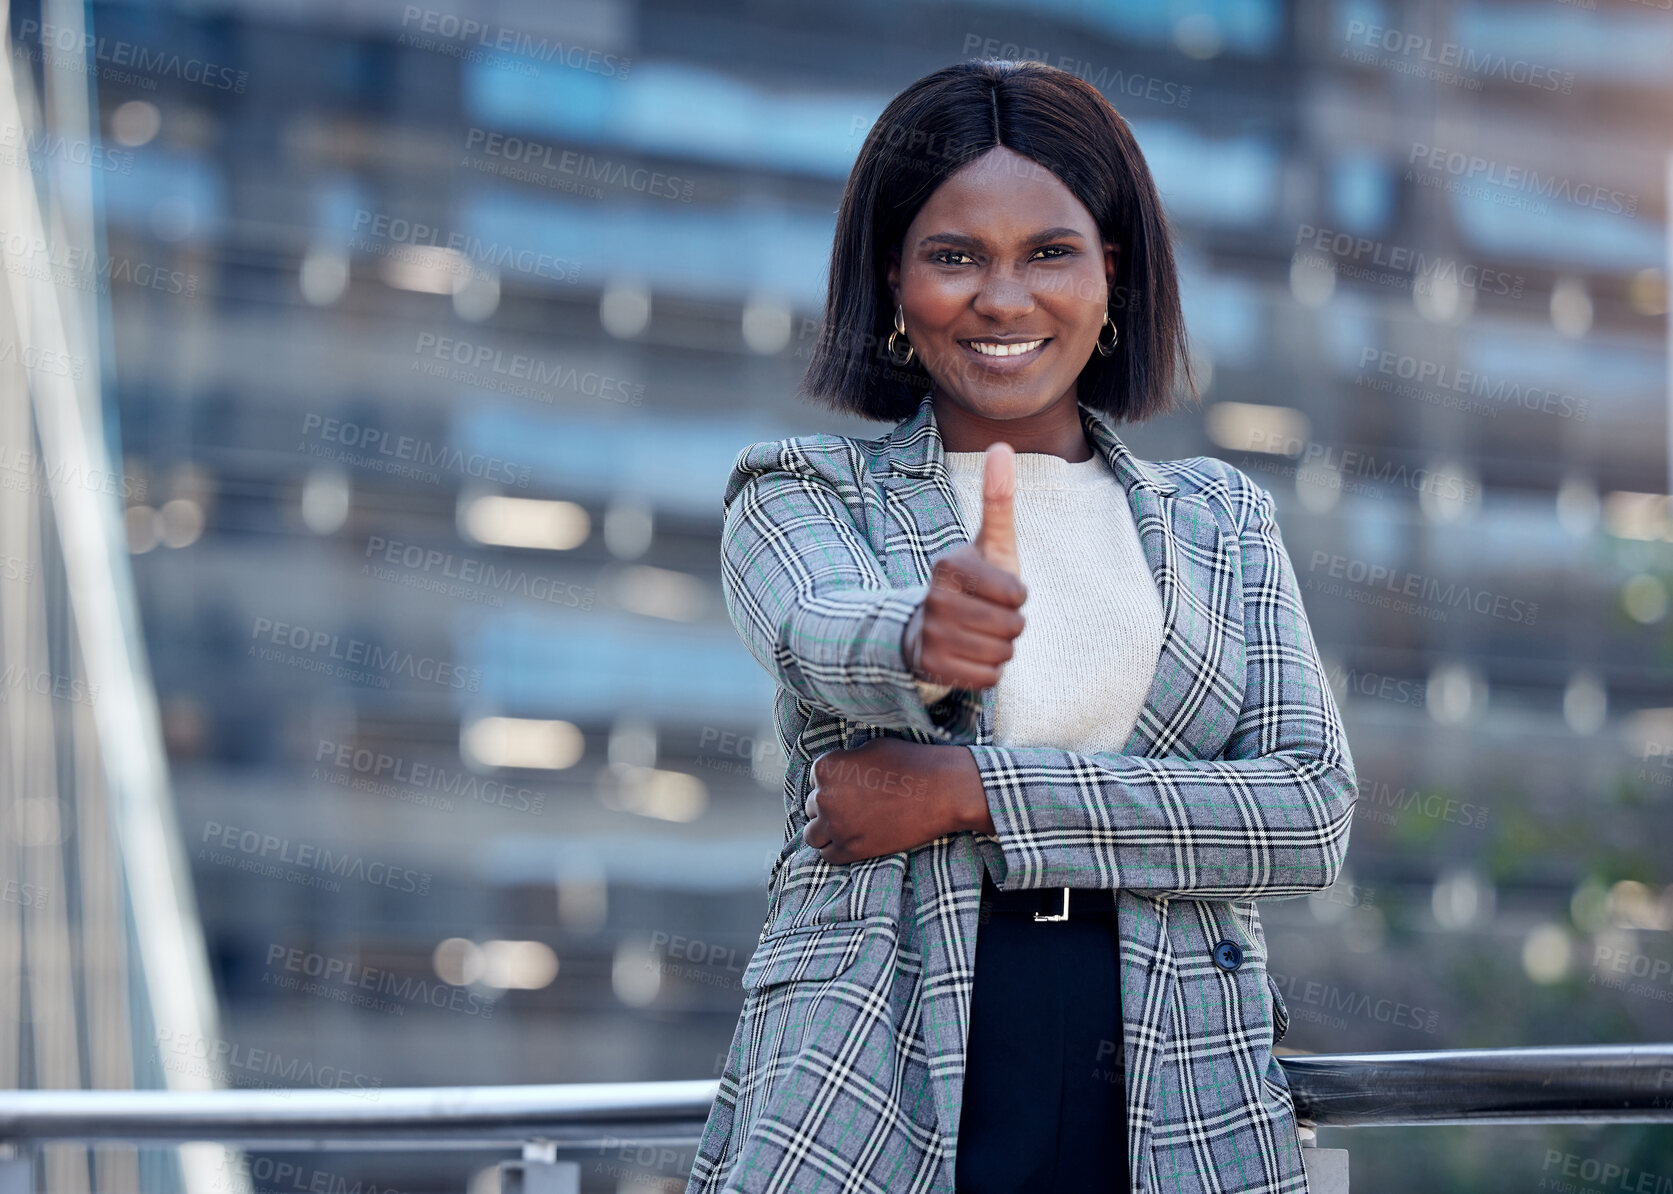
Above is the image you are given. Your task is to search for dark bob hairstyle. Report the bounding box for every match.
[801,58,1195,424]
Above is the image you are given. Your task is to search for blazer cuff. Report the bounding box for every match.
[874,584,982,743]
[962,743,1080,890]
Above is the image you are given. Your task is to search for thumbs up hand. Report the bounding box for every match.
[902,442,1027,691]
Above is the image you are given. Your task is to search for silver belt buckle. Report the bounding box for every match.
[1033,886,1070,922]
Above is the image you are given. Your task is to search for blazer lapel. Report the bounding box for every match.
[1078,404,1245,763]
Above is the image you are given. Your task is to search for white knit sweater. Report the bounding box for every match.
[913,449,1166,754]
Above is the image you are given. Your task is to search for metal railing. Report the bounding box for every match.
[1279,1044,1673,1126]
[0,1046,1669,1191]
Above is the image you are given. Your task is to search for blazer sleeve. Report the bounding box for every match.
[965,476,1357,899]
[719,443,983,743]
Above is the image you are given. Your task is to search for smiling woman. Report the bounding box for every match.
[804,58,1194,431]
[690,57,1357,1194]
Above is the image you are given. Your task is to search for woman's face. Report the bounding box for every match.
[886,145,1117,424]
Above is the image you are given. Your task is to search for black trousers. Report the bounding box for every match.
[954,872,1131,1194]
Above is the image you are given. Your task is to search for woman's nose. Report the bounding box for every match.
[970,273,1036,319]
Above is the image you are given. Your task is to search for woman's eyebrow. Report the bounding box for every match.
[919,227,1086,249]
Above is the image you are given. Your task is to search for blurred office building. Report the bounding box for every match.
[1,0,1669,1190]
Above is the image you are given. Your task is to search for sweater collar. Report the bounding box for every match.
[880,391,1179,496]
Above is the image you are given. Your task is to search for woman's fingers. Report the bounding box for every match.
[910,652,997,688]
[930,548,1026,608]
[913,585,1025,688]
[803,761,832,848]
[802,800,830,849]
[925,588,1026,644]
[921,622,1017,670]
[913,541,1029,689]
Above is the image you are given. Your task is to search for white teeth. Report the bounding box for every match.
[969,339,1045,357]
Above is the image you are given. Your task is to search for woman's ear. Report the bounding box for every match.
[886,253,900,309]
[1105,241,1120,292]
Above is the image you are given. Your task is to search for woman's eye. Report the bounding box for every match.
[930,245,1073,266]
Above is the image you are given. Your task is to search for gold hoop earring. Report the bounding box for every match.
[1095,311,1119,357]
[887,305,915,366]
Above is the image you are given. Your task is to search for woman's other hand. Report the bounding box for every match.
[903,442,1027,691]
[801,739,986,863]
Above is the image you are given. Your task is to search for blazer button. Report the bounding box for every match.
[1212,940,1243,972]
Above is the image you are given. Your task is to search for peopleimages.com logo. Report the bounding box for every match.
[248,616,483,692]
[314,737,547,815]
[397,7,631,77]
[200,820,432,894]
[1407,143,1638,217]
[265,944,495,1019]
[1341,20,1574,93]
[155,1028,382,1097]
[12,19,249,92]
[1295,224,1524,298]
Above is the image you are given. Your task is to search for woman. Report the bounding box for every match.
[687,59,1357,1194]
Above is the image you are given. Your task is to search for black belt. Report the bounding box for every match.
[980,874,1118,923]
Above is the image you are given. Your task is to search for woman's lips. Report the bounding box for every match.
[958,338,1051,373]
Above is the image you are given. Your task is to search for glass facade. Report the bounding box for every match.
[1,0,1668,1189]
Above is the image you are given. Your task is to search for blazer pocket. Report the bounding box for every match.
[740,917,892,992]
[1262,1057,1297,1119]
[1267,972,1290,1045]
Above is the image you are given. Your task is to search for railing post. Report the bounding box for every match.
[0,1144,31,1194]
[498,1140,579,1194]
[1297,1122,1350,1193]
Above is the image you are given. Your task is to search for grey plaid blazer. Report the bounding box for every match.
[687,393,1358,1194]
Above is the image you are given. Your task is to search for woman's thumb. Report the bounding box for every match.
[974,442,1018,576]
